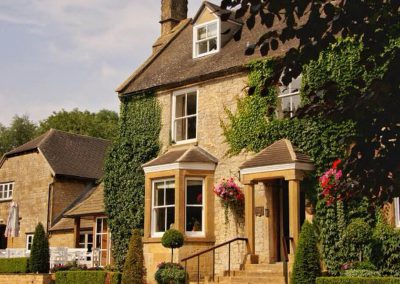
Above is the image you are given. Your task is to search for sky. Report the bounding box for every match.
[0,0,204,125]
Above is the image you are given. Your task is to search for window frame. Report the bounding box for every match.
[185,177,205,237]
[151,178,176,238]
[94,217,111,266]
[0,182,14,201]
[395,197,400,228]
[26,234,34,251]
[79,231,93,252]
[193,19,220,58]
[171,88,199,144]
[278,75,302,118]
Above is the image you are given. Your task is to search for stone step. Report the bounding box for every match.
[244,263,285,272]
[228,270,283,277]
[216,275,286,284]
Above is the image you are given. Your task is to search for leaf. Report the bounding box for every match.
[246,15,256,30]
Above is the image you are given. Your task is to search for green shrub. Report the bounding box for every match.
[154,263,185,284]
[110,272,122,284]
[291,221,321,284]
[29,222,50,273]
[122,229,145,284]
[372,213,400,276]
[343,270,381,277]
[316,277,400,283]
[353,262,378,271]
[55,271,107,284]
[161,229,184,263]
[0,257,29,273]
[346,219,372,262]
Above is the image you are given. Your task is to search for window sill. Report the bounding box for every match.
[171,139,198,148]
[0,198,12,203]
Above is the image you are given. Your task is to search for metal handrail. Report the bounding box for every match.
[181,237,248,284]
[282,236,294,284]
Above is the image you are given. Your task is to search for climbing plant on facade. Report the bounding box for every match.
[104,92,161,269]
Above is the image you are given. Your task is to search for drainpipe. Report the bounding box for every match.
[47,182,54,234]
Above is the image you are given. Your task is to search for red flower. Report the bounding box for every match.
[332,159,341,169]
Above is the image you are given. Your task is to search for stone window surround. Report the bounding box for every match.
[171,87,199,145]
[0,181,14,201]
[192,19,220,58]
[144,169,215,243]
[26,233,34,251]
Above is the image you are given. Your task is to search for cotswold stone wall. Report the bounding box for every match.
[0,152,53,248]
[0,274,53,284]
[154,73,265,276]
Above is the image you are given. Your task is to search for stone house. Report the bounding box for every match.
[0,129,110,259]
[116,1,400,283]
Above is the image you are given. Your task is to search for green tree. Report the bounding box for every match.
[38,108,118,141]
[291,221,321,284]
[29,223,50,273]
[0,115,37,155]
[122,229,145,284]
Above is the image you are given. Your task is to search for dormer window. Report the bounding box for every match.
[193,20,220,58]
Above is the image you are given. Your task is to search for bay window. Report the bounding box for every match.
[152,179,175,237]
[185,178,204,236]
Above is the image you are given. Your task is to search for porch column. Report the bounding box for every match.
[288,179,300,254]
[73,217,81,248]
[244,183,255,255]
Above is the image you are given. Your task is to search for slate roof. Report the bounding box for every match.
[239,139,312,169]
[50,217,93,232]
[143,146,218,168]
[117,1,299,95]
[63,183,105,218]
[2,129,110,180]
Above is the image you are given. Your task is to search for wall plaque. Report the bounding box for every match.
[255,206,264,217]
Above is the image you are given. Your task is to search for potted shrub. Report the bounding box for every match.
[161,229,184,263]
[154,262,186,284]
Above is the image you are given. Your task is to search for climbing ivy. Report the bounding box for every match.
[104,92,161,270]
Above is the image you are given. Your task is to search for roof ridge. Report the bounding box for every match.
[116,18,191,93]
[46,128,110,142]
[283,139,297,161]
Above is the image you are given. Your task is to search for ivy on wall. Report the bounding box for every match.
[104,92,161,269]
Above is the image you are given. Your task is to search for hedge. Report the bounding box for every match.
[55,271,122,284]
[316,277,400,284]
[0,258,29,273]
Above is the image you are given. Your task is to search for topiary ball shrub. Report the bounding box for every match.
[161,229,184,263]
[346,218,372,261]
[154,262,186,284]
[122,229,145,284]
[291,221,321,284]
[29,222,50,273]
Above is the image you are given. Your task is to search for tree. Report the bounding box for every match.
[291,221,321,284]
[161,229,184,263]
[218,0,400,205]
[122,229,145,284]
[38,108,118,141]
[0,115,37,155]
[29,223,50,273]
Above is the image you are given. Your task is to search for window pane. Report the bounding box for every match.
[175,119,186,141]
[291,94,301,115]
[187,180,203,205]
[0,191,2,199]
[175,94,186,118]
[102,219,107,232]
[186,206,203,232]
[88,234,93,243]
[187,92,197,115]
[197,41,208,55]
[165,187,175,205]
[87,244,93,252]
[155,208,166,232]
[79,234,86,243]
[290,75,302,93]
[207,23,217,37]
[209,38,217,52]
[166,207,175,230]
[96,219,102,233]
[197,26,207,40]
[280,96,291,118]
[187,117,196,139]
[154,182,165,206]
[96,235,101,249]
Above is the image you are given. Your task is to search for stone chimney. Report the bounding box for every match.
[160,0,188,35]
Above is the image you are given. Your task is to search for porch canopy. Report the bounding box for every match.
[239,139,314,257]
